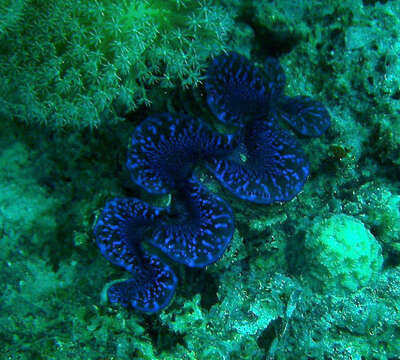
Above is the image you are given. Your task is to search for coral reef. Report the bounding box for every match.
[0,0,400,359]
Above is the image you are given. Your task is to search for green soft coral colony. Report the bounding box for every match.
[0,0,233,128]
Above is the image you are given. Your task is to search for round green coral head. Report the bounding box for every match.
[304,214,383,295]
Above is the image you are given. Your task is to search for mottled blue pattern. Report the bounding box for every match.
[203,51,330,203]
[205,52,330,137]
[95,114,236,312]
[126,113,236,194]
[264,56,286,100]
[150,176,234,267]
[107,254,177,313]
[94,52,330,313]
[206,117,309,203]
[274,96,331,137]
[93,198,177,313]
[205,52,271,127]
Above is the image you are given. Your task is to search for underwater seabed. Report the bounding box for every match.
[0,0,399,359]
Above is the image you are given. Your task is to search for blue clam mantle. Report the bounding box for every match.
[93,52,330,312]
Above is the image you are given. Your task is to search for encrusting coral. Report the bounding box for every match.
[303,214,383,295]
